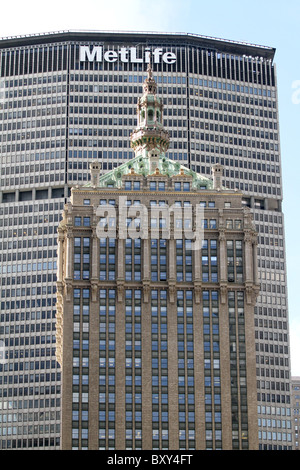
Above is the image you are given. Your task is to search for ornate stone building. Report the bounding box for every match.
[56,67,259,450]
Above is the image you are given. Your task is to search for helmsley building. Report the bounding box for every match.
[56,67,260,450]
[0,31,293,450]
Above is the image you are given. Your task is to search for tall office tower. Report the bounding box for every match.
[56,67,259,450]
[0,31,292,450]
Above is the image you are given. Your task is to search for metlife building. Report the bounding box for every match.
[0,31,292,450]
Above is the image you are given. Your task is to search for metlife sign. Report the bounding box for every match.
[79,45,177,65]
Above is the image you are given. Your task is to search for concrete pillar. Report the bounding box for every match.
[253,239,259,285]
[219,230,227,283]
[218,289,233,449]
[143,238,150,281]
[167,299,178,449]
[245,232,253,284]
[88,295,100,449]
[193,289,206,449]
[91,229,99,280]
[168,238,176,281]
[66,230,73,280]
[141,300,152,449]
[115,291,126,449]
[57,231,64,282]
[244,301,259,450]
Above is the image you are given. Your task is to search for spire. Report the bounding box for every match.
[143,63,157,95]
[130,65,169,162]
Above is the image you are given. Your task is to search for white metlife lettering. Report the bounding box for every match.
[79,45,176,64]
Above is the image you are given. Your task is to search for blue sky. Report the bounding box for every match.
[2,0,300,375]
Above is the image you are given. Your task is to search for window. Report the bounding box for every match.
[125,239,141,281]
[201,239,218,282]
[151,289,168,446]
[227,240,243,282]
[235,219,242,229]
[177,290,195,448]
[148,109,154,121]
[73,237,90,280]
[151,239,167,281]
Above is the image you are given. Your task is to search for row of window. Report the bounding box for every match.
[95,216,231,232]
[3,75,66,88]
[0,226,58,239]
[151,289,168,449]
[258,430,292,443]
[176,290,197,449]
[66,92,276,122]
[0,104,65,120]
[73,236,245,284]
[123,180,191,192]
[1,285,56,299]
[0,295,56,313]
[0,117,66,132]
[0,138,65,155]
[0,277,56,295]
[4,84,67,98]
[2,162,65,176]
[68,64,275,88]
[0,236,57,249]
[1,249,56,262]
[2,67,274,92]
[0,438,60,450]
[0,258,57,274]
[83,197,238,211]
[228,291,249,449]
[1,95,66,111]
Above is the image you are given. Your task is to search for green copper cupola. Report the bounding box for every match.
[130,64,170,171]
[87,63,214,190]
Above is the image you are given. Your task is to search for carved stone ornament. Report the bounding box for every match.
[168,281,176,303]
[117,282,124,302]
[142,281,150,303]
[220,284,227,304]
[91,281,98,302]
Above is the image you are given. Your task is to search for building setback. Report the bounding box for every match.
[0,30,292,450]
[56,69,259,450]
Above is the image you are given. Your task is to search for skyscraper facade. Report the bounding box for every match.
[56,67,259,450]
[0,31,292,450]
